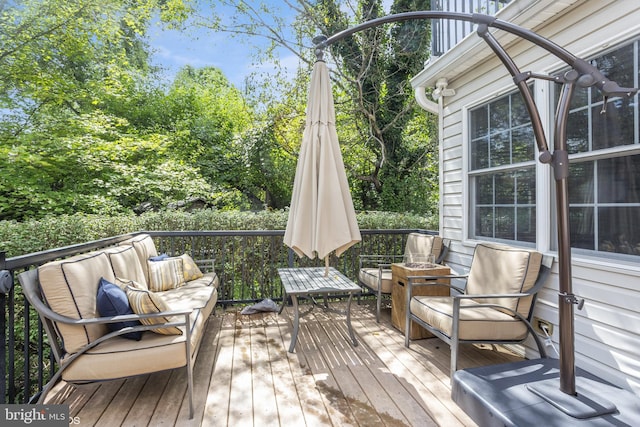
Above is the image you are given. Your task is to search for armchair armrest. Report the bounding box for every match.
[359,254,404,268]
[453,291,534,300]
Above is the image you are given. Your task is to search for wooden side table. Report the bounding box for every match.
[391,263,450,340]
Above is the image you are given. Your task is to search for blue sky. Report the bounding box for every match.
[146,2,299,88]
[146,1,394,88]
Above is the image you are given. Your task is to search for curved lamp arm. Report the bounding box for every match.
[314,11,638,162]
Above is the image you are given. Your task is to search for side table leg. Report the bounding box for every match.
[346,293,358,347]
[278,293,287,315]
[288,295,300,353]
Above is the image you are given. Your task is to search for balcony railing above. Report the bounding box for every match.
[430,0,511,57]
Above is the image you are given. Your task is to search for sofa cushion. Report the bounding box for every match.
[147,257,185,292]
[104,245,148,290]
[186,271,219,289]
[96,278,142,341]
[38,251,113,354]
[126,287,183,335]
[118,234,158,284]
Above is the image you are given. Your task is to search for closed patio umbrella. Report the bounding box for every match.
[284,59,361,274]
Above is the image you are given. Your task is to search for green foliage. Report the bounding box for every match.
[0,210,431,257]
[0,0,440,222]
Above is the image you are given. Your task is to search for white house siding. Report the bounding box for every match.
[412,0,640,394]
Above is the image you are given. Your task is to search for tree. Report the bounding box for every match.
[0,0,193,135]
[197,0,439,214]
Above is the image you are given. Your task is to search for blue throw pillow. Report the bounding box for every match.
[96,277,142,341]
[149,253,169,262]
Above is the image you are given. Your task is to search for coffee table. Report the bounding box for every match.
[278,267,361,352]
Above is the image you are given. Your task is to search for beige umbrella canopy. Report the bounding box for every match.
[284,60,361,272]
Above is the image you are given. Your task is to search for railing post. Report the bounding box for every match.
[1,251,6,403]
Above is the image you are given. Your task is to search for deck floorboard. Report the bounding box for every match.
[45,301,523,426]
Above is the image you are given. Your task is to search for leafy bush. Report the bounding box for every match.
[0,209,434,258]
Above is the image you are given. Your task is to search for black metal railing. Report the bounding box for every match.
[430,0,511,57]
[0,228,435,404]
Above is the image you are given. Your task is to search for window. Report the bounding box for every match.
[556,40,640,259]
[468,88,536,243]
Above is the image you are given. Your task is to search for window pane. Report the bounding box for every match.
[568,162,594,204]
[516,168,536,203]
[495,207,515,240]
[490,131,510,167]
[567,109,589,154]
[592,99,635,150]
[590,43,634,104]
[598,154,640,203]
[598,207,640,255]
[512,125,534,163]
[470,106,488,138]
[511,93,530,127]
[490,96,509,134]
[495,172,514,204]
[471,137,489,169]
[569,86,588,109]
[476,207,494,237]
[476,175,494,204]
[570,207,595,250]
[517,207,536,243]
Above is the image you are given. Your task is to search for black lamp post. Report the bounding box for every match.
[314,10,638,418]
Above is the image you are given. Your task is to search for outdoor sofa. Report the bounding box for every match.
[18,233,219,418]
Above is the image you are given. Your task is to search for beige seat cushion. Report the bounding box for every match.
[104,245,148,289]
[465,243,542,317]
[38,252,113,354]
[61,283,218,382]
[358,268,393,293]
[410,296,528,341]
[118,234,158,284]
[404,233,443,262]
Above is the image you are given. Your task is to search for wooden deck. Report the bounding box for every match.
[44,301,524,426]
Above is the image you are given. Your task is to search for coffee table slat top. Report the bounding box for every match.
[278,267,361,295]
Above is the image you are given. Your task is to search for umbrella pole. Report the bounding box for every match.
[324,255,329,277]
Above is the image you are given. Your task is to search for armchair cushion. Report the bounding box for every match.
[358,268,393,293]
[410,296,529,341]
[404,233,443,262]
[465,243,542,317]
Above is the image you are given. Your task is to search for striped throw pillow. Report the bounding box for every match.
[147,258,184,292]
[125,287,183,335]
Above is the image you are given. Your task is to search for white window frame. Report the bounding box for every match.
[547,38,640,263]
[463,81,549,248]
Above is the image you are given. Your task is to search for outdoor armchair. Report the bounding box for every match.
[404,242,553,376]
[358,232,448,322]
